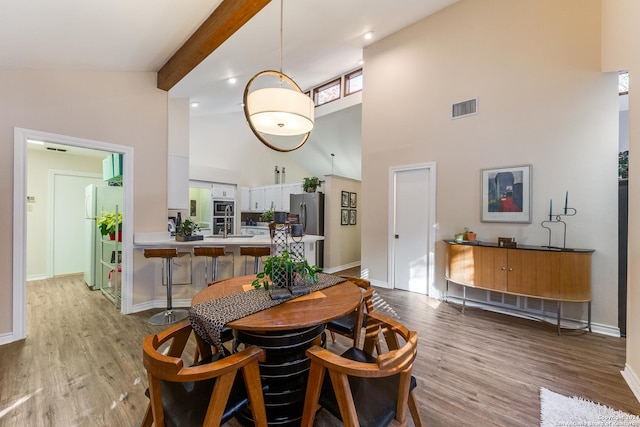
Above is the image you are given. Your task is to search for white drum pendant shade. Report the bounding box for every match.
[247,87,314,136]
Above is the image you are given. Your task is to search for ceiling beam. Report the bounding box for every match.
[157,0,271,91]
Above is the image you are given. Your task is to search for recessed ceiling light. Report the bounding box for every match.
[27,139,45,145]
[228,77,237,84]
[358,59,364,66]
[364,31,374,40]
[190,102,199,108]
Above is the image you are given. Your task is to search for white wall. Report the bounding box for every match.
[0,70,169,336]
[361,0,619,328]
[189,112,313,188]
[323,175,361,272]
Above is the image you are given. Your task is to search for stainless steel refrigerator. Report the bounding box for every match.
[289,192,324,267]
[84,184,123,290]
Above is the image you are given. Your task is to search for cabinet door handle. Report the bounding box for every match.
[501,267,506,270]
[508,268,513,271]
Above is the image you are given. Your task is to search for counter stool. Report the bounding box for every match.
[193,247,234,285]
[240,246,271,275]
[144,248,189,325]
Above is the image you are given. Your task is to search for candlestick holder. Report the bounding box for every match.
[540,207,577,249]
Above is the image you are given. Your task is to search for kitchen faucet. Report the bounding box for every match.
[224,205,232,238]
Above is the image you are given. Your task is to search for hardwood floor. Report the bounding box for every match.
[0,272,638,426]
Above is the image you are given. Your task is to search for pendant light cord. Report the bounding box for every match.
[279,0,284,86]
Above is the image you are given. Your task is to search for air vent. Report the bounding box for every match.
[451,98,478,119]
[46,147,67,152]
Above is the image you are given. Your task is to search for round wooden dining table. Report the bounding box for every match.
[191,274,362,427]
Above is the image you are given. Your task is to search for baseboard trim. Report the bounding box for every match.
[622,364,640,404]
[27,274,48,282]
[322,261,361,275]
[0,331,20,346]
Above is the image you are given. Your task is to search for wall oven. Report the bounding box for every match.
[213,200,234,216]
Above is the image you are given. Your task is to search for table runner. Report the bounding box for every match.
[189,273,347,353]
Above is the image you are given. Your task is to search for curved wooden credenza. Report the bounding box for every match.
[444,240,594,334]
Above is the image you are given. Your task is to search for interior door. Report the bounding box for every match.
[392,167,431,294]
[52,173,103,276]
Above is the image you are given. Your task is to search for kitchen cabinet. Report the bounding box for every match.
[444,241,594,333]
[242,183,303,213]
[212,184,235,199]
[264,186,281,211]
[168,154,189,209]
[240,187,250,212]
[282,183,302,212]
[250,187,265,212]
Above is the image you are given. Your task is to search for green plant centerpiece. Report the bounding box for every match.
[252,250,321,299]
[175,218,203,241]
[261,209,274,222]
[302,177,324,193]
[97,211,123,239]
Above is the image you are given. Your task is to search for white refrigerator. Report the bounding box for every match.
[84,184,123,290]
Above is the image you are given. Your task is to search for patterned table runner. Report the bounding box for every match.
[189,273,346,353]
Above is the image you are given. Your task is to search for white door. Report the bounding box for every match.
[391,165,435,294]
[52,172,103,276]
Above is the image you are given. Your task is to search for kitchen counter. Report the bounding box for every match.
[134,232,323,247]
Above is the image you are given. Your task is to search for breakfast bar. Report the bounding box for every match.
[134,232,324,279]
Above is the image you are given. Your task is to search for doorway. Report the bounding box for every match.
[13,127,134,342]
[388,163,436,295]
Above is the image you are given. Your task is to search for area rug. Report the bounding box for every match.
[540,387,640,426]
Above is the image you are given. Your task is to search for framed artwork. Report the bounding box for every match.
[349,209,357,225]
[481,165,532,223]
[190,199,197,217]
[341,209,349,225]
[350,192,357,208]
[341,191,349,208]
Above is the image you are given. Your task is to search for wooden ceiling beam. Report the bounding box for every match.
[157,0,271,91]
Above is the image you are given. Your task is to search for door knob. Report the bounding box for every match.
[395,234,399,239]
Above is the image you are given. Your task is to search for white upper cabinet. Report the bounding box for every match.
[240,187,250,212]
[168,154,189,209]
[212,184,236,199]
[250,187,266,212]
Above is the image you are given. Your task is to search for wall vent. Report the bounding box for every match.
[451,98,478,119]
[46,146,67,153]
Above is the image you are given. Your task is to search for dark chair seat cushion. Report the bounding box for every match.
[145,353,263,427]
[327,313,369,336]
[318,347,417,427]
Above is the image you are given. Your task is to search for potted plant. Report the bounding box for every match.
[302,177,324,193]
[464,227,476,242]
[261,209,274,222]
[252,250,321,297]
[175,218,203,241]
[97,211,123,241]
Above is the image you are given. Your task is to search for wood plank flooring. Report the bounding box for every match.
[0,273,638,426]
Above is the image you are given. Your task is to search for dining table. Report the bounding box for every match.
[190,273,363,427]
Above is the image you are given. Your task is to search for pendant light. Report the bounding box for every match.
[243,0,314,152]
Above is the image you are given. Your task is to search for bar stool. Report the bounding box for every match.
[144,248,189,325]
[240,246,271,274]
[193,247,234,285]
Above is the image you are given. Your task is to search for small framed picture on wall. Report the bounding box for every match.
[341,209,349,225]
[349,209,357,225]
[350,192,357,208]
[341,191,349,208]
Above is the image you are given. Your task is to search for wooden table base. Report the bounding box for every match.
[235,324,326,426]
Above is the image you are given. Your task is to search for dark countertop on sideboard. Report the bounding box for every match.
[443,239,595,253]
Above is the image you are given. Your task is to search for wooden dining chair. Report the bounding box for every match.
[141,319,268,427]
[301,311,423,427]
[327,276,379,353]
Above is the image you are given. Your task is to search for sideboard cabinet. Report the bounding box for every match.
[444,240,594,333]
